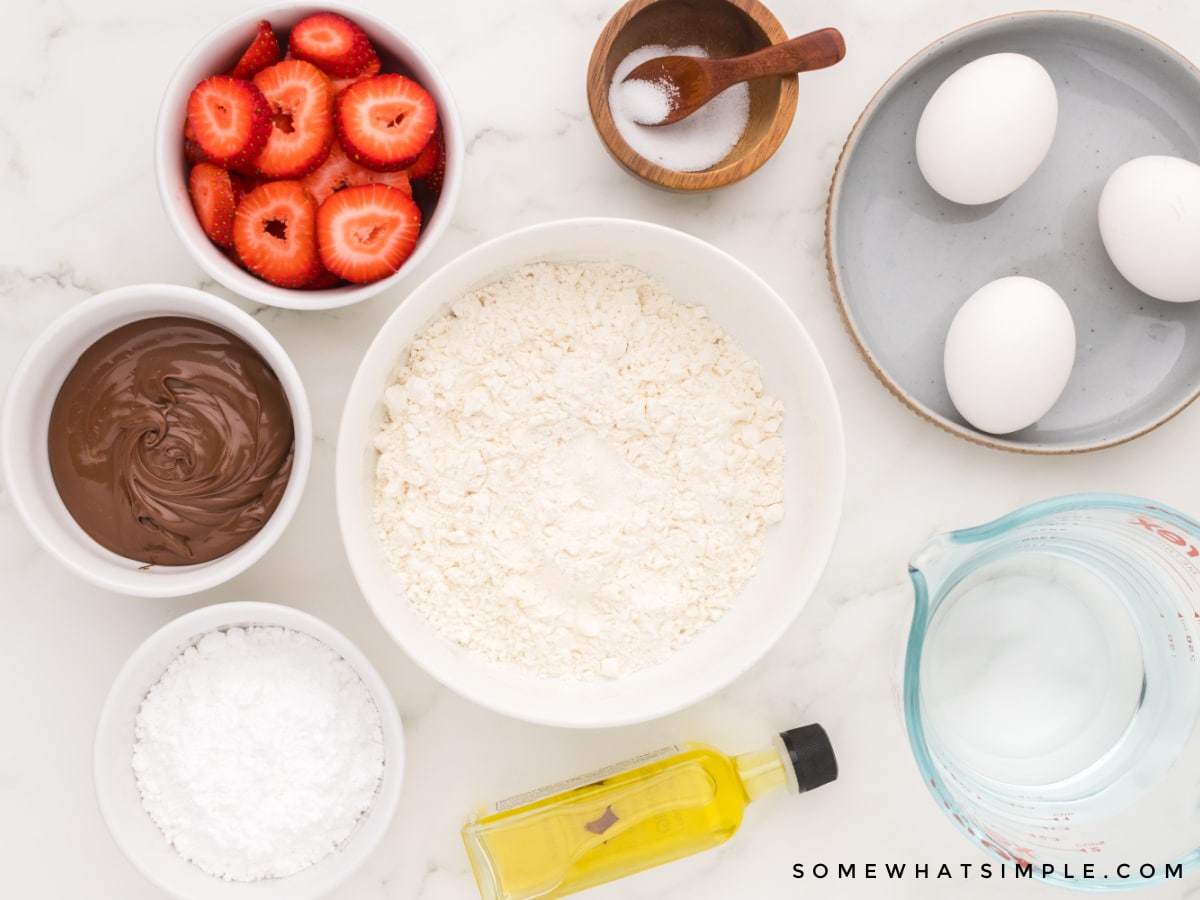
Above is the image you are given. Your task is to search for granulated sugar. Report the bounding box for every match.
[619,75,678,126]
[373,262,784,680]
[608,44,750,172]
[131,626,385,881]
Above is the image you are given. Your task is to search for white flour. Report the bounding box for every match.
[131,626,385,881]
[374,261,784,679]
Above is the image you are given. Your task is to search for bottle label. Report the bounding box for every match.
[492,746,682,813]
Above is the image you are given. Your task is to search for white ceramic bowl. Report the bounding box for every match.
[94,601,404,900]
[155,2,463,310]
[0,283,311,597]
[336,217,845,727]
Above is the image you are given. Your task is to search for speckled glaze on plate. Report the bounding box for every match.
[827,11,1200,453]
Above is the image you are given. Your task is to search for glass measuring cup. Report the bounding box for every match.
[905,493,1200,889]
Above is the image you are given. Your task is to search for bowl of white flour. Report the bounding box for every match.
[94,601,403,898]
[336,217,844,727]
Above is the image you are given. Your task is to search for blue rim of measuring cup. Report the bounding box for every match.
[903,491,1200,890]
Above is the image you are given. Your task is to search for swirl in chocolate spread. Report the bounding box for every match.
[48,316,294,566]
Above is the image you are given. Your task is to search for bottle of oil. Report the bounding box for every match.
[462,723,837,900]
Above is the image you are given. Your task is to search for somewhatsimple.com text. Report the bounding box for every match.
[791,862,1185,882]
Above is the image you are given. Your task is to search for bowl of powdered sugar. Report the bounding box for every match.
[94,601,403,899]
[336,217,844,727]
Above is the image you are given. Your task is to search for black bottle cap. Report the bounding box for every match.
[779,723,838,793]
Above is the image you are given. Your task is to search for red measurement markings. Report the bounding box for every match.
[1130,515,1200,611]
[1132,515,1200,557]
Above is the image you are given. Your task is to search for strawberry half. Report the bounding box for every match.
[233,180,321,287]
[185,76,271,171]
[335,74,437,172]
[316,183,421,283]
[301,140,411,207]
[288,12,378,78]
[188,163,238,249]
[252,59,334,179]
[230,20,280,80]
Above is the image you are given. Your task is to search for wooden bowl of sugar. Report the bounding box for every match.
[587,0,798,191]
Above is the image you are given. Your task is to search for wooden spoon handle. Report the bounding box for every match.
[711,27,846,89]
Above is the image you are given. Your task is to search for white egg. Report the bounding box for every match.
[1098,155,1200,303]
[944,276,1076,435]
[916,53,1058,205]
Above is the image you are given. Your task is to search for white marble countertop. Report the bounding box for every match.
[4,0,1200,897]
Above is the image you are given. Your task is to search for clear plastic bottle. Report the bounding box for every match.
[462,723,837,900]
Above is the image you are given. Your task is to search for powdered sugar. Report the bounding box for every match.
[131,626,385,881]
[608,44,750,172]
[373,262,784,680]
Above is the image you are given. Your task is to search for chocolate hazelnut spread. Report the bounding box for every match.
[48,316,294,566]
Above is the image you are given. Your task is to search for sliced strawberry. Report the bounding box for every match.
[300,263,344,290]
[233,180,321,287]
[230,20,280,80]
[183,115,267,175]
[424,143,446,196]
[252,59,334,179]
[335,74,437,172]
[228,170,257,201]
[316,183,421,283]
[184,117,214,165]
[301,140,411,206]
[183,119,212,168]
[184,137,210,165]
[326,55,383,95]
[186,76,271,170]
[405,124,442,180]
[221,243,244,269]
[329,68,371,95]
[188,163,238,249]
[288,12,378,78]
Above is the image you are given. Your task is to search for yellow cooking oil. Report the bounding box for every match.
[462,723,837,900]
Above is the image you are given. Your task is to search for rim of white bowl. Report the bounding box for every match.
[94,601,404,900]
[335,216,847,727]
[0,284,312,597]
[154,1,464,310]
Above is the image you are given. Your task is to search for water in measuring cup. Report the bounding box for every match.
[920,552,1145,787]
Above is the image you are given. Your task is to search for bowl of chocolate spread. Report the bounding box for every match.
[1,284,311,596]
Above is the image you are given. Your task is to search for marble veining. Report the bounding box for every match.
[4,0,1200,898]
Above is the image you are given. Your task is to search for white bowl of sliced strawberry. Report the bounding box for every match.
[156,4,461,309]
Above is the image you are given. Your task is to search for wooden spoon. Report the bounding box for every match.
[622,27,846,126]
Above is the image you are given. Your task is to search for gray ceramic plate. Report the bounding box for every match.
[827,11,1200,453]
